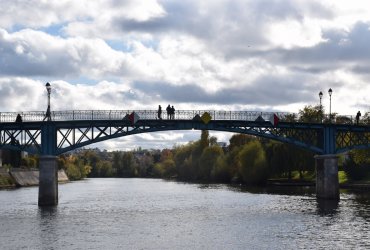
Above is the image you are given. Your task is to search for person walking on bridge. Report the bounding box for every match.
[170,106,175,120]
[356,111,361,125]
[166,105,171,119]
[157,105,162,120]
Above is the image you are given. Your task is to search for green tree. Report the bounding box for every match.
[298,105,323,123]
[20,155,38,169]
[174,143,195,180]
[343,149,370,181]
[198,145,224,180]
[211,155,231,182]
[96,160,114,177]
[119,152,138,177]
[229,134,254,151]
[238,140,269,184]
[137,152,154,177]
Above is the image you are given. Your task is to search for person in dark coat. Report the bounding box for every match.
[170,106,175,120]
[158,105,162,120]
[166,105,171,119]
[356,111,361,125]
[15,113,22,123]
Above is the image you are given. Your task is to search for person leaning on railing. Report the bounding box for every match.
[15,114,22,123]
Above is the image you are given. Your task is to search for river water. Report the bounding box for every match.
[1,178,370,250]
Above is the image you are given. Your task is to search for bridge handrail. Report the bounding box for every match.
[0,110,365,124]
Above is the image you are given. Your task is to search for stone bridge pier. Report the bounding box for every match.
[38,156,58,206]
[315,155,339,200]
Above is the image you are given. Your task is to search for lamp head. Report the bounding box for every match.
[319,91,323,99]
[45,82,51,92]
[328,88,332,96]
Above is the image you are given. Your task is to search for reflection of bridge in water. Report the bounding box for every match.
[1,109,370,206]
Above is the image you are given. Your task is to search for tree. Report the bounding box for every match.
[238,140,269,184]
[96,160,114,177]
[21,155,38,169]
[137,152,154,177]
[198,145,224,180]
[362,112,370,125]
[200,130,210,149]
[211,155,231,182]
[298,105,323,123]
[118,152,137,177]
[229,134,254,151]
[174,143,195,180]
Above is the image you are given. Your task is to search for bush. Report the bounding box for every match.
[343,156,370,181]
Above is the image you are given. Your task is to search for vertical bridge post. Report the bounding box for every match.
[38,123,58,206]
[315,126,339,200]
[38,155,58,206]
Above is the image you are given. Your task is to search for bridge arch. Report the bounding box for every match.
[54,120,325,155]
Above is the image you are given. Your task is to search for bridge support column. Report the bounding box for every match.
[315,155,339,200]
[38,155,58,206]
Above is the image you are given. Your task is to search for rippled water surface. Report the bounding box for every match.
[1,178,370,249]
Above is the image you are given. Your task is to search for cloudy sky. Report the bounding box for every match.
[1,0,369,150]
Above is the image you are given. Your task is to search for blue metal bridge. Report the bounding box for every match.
[0,110,369,155]
[1,109,369,205]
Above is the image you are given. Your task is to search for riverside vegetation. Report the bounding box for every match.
[3,105,370,185]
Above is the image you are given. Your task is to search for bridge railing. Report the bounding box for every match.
[0,110,368,125]
[0,110,291,122]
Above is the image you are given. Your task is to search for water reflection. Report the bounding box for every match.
[38,206,58,218]
[316,199,339,216]
[228,184,316,197]
[38,206,60,248]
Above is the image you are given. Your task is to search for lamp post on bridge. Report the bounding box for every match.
[44,82,52,121]
[328,88,333,123]
[319,91,323,122]
[39,82,58,206]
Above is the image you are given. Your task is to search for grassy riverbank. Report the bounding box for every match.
[0,174,15,188]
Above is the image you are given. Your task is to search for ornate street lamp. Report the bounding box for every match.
[319,91,323,122]
[44,82,52,121]
[328,88,333,123]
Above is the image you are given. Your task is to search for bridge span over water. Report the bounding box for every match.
[1,109,369,205]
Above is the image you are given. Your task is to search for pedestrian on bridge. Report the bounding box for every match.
[157,105,162,120]
[356,111,361,125]
[15,113,22,123]
[166,105,171,119]
[170,106,175,119]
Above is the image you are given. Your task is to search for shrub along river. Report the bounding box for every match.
[0,178,370,249]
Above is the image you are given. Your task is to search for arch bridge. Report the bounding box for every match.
[1,109,369,205]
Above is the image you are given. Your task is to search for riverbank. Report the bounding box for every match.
[0,167,69,188]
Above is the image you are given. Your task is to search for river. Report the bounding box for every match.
[0,178,370,249]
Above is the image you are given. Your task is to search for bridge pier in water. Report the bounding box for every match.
[38,156,58,206]
[315,155,339,200]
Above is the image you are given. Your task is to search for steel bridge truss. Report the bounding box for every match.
[1,117,370,155]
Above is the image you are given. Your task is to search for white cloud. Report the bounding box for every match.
[0,0,369,151]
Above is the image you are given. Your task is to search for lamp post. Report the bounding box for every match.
[328,88,332,123]
[319,91,323,122]
[44,82,52,121]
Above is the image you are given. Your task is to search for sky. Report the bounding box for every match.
[0,0,370,151]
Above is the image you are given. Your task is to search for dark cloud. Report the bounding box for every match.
[133,75,317,106]
[0,31,79,77]
[274,22,370,68]
[250,0,333,20]
[113,0,333,59]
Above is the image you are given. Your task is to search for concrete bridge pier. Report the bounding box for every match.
[315,155,339,200]
[38,155,58,206]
